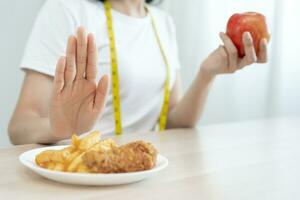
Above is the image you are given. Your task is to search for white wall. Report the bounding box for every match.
[1,0,299,147]
[0,0,44,147]
[270,0,300,117]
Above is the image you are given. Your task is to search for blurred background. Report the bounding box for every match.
[0,0,299,147]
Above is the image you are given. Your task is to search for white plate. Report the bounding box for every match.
[19,145,168,186]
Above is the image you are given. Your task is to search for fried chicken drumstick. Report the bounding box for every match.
[83,141,157,173]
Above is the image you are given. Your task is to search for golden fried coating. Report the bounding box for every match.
[35,146,75,171]
[35,131,158,174]
[83,141,157,173]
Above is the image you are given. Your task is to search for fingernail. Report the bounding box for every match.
[78,26,85,31]
[263,38,268,45]
[102,73,108,77]
[244,32,253,42]
[245,32,251,38]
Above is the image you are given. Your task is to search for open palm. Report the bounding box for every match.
[50,27,109,140]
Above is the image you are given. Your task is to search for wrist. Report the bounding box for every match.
[29,118,64,144]
[49,121,72,143]
[199,63,217,81]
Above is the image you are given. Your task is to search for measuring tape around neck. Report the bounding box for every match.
[104,0,170,135]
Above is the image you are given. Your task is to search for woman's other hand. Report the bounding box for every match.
[201,32,268,78]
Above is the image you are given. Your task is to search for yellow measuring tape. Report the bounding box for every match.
[104,0,170,135]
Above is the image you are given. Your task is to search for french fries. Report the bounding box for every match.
[35,131,115,173]
[78,131,100,151]
[35,131,158,174]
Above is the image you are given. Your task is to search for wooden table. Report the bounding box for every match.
[1,117,300,200]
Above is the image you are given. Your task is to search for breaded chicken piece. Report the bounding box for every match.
[83,141,157,173]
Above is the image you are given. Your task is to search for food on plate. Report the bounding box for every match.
[83,141,157,173]
[35,131,157,173]
[226,12,270,57]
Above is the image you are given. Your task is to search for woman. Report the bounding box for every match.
[8,0,268,144]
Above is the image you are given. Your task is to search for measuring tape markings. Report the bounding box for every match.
[104,0,170,134]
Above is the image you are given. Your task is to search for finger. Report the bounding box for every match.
[257,38,268,63]
[76,27,88,80]
[53,56,66,94]
[220,32,238,72]
[218,45,229,66]
[65,36,77,85]
[94,75,109,112]
[86,33,98,82]
[240,32,257,67]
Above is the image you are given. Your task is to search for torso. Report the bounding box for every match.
[21,0,181,136]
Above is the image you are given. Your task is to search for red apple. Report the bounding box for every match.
[226,12,270,57]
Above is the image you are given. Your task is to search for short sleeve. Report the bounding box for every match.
[166,15,181,70]
[20,0,77,76]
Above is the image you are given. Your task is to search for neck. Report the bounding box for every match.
[108,0,147,18]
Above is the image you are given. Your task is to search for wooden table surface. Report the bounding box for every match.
[1,117,300,200]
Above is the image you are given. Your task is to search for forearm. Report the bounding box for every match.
[167,67,215,129]
[8,115,58,145]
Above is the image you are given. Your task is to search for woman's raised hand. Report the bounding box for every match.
[49,27,109,140]
[201,32,268,77]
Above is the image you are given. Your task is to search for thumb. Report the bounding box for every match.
[94,74,109,112]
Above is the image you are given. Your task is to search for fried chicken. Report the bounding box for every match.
[83,141,157,173]
[35,131,158,174]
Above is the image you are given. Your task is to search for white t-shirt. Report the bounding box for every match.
[21,0,181,136]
